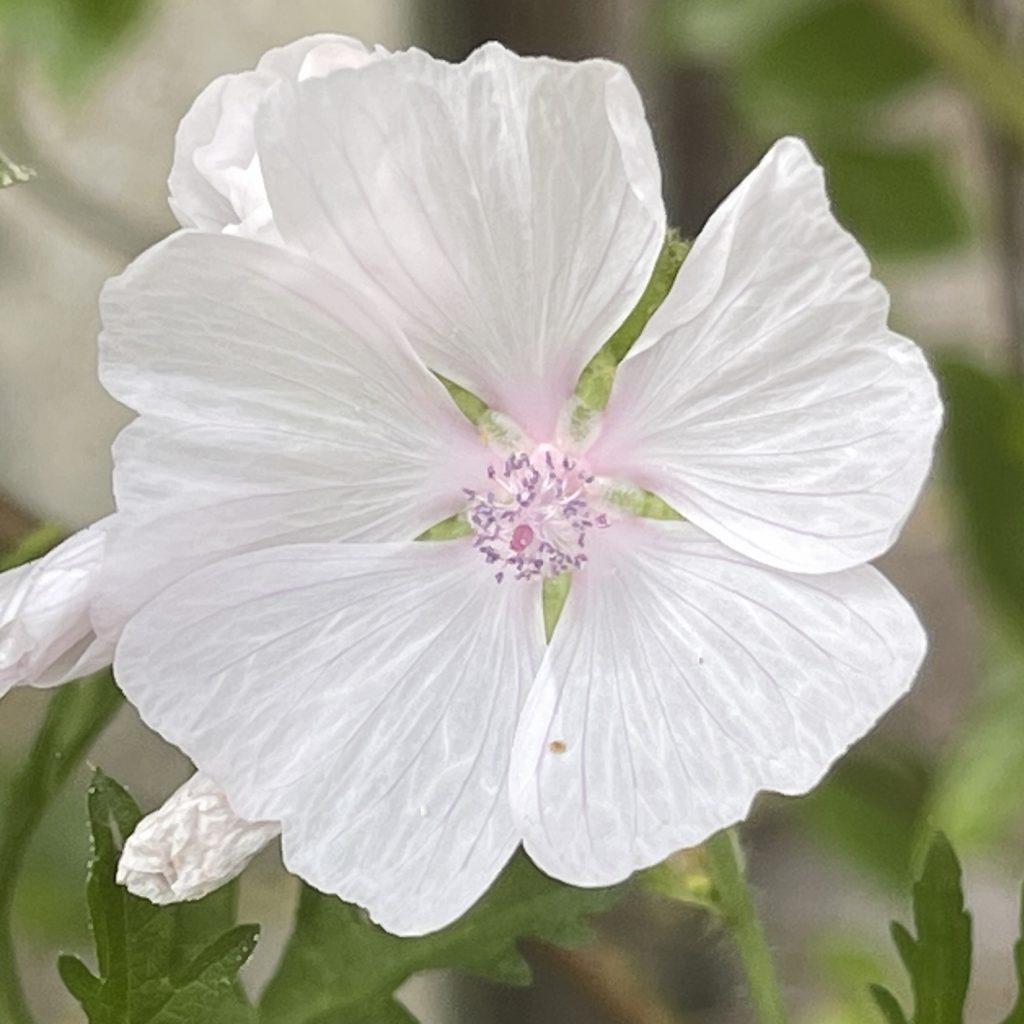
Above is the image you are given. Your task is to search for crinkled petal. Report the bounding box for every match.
[0,521,113,694]
[118,773,280,905]
[510,519,926,886]
[588,138,942,574]
[169,34,381,238]
[95,231,488,640]
[114,541,544,935]
[257,41,665,438]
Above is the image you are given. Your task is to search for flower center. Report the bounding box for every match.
[465,446,609,583]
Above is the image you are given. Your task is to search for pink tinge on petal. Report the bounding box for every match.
[464,446,611,583]
[96,230,493,639]
[256,41,666,438]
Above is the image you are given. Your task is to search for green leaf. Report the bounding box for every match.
[938,356,1024,637]
[818,142,970,259]
[871,834,971,1024]
[740,0,932,110]
[259,853,625,1024]
[1001,881,1024,1024]
[60,770,259,1024]
[0,671,123,1024]
[871,983,911,1024]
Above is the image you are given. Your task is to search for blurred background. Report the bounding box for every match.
[1,0,1023,1021]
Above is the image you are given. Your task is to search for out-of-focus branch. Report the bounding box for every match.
[528,938,688,1024]
[868,0,1024,154]
[971,0,1024,379]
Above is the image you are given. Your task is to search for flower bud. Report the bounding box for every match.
[117,773,280,904]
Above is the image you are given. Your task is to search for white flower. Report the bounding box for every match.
[1,40,941,936]
[168,34,385,239]
[0,520,113,694]
[117,773,280,904]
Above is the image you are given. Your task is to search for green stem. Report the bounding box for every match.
[868,0,1024,153]
[704,829,790,1024]
[0,672,123,1023]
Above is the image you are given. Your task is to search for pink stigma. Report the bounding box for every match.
[464,447,610,583]
[511,524,535,552]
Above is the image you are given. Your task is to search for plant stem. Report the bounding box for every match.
[704,829,789,1024]
[868,0,1024,153]
[0,673,123,1023]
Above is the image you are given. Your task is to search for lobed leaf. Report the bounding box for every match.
[870,834,971,1024]
[59,770,259,1024]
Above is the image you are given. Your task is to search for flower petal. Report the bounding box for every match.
[0,521,113,694]
[118,773,280,905]
[257,42,665,438]
[589,137,942,574]
[95,231,489,639]
[510,519,925,886]
[169,34,380,237]
[114,541,545,935]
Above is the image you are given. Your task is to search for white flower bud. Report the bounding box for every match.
[117,773,280,904]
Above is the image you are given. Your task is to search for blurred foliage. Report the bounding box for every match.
[927,637,1024,858]
[666,0,971,258]
[260,855,624,1024]
[794,745,932,890]
[0,522,62,571]
[737,0,930,109]
[871,834,971,1024]
[0,0,151,94]
[59,770,259,1024]
[938,357,1024,635]
[812,937,901,1024]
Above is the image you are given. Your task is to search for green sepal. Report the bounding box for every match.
[542,572,571,642]
[574,231,689,412]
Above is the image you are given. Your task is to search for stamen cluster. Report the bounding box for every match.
[465,448,608,582]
